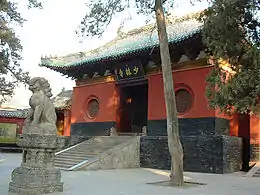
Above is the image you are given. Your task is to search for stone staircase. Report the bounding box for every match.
[54,136,136,171]
[252,169,260,177]
[245,162,260,177]
[117,132,144,136]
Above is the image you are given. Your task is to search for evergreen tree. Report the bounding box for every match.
[200,0,260,115]
[0,0,41,103]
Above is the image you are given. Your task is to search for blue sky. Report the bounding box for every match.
[4,0,208,108]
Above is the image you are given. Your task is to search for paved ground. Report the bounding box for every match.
[1,153,260,195]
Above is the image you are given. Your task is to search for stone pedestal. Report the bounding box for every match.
[9,134,66,195]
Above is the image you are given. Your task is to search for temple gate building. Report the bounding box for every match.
[40,14,260,173]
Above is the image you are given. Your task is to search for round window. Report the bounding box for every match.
[87,98,99,119]
[175,88,193,114]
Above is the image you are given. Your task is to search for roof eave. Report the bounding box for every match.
[40,30,202,71]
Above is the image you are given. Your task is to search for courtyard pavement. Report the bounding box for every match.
[1,152,260,195]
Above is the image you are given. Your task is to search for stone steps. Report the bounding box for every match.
[55,158,84,164]
[68,146,115,151]
[55,162,73,169]
[55,154,93,160]
[54,136,133,170]
[55,159,83,165]
[245,162,260,177]
[252,172,260,177]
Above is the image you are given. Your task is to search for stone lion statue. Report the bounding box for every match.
[23,77,57,135]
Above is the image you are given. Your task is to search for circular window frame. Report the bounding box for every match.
[174,84,194,116]
[85,96,100,120]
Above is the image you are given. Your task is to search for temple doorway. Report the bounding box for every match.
[116,82,148,134]
[238,114,251,171]
[56,111,65,136]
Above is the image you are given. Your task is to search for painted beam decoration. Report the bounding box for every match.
[115,60,145,82]
[0,123,17,144]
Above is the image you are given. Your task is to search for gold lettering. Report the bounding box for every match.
[125,67,132,76]
[119,69,124,77]
[133,66,139,74]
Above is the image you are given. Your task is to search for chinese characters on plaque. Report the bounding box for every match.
[115,60,145,82]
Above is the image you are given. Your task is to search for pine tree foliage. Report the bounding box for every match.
[0,0,41,103]
[199,0,260,115]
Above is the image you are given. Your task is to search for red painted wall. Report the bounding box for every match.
[250,115,260,144]
[229,114,239,137]
[72,67,214,126]
[0,117,25,134]
[147,66,260,146]
[71,81,118,123]
[70,66,260,148]
[71,66,225,123]
[148,67,214,120]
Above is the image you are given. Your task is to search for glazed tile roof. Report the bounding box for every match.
[40,14,202,70]
[0,109,29,119]
[52,90,73,110]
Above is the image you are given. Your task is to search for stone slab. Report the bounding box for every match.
[9,133,65,195]
[9,182,63,195]
[16,134,66,149]
[11,167,62,185]
[76,137,140,171]
[9,163,63,195]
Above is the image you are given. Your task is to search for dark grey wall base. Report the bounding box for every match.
[140,136,170,170]
[71,122,115,137]
[140,135,242,174]
[147,117,230,136]
[70,118,230,138]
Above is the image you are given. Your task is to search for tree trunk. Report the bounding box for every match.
[155,0,184,186]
